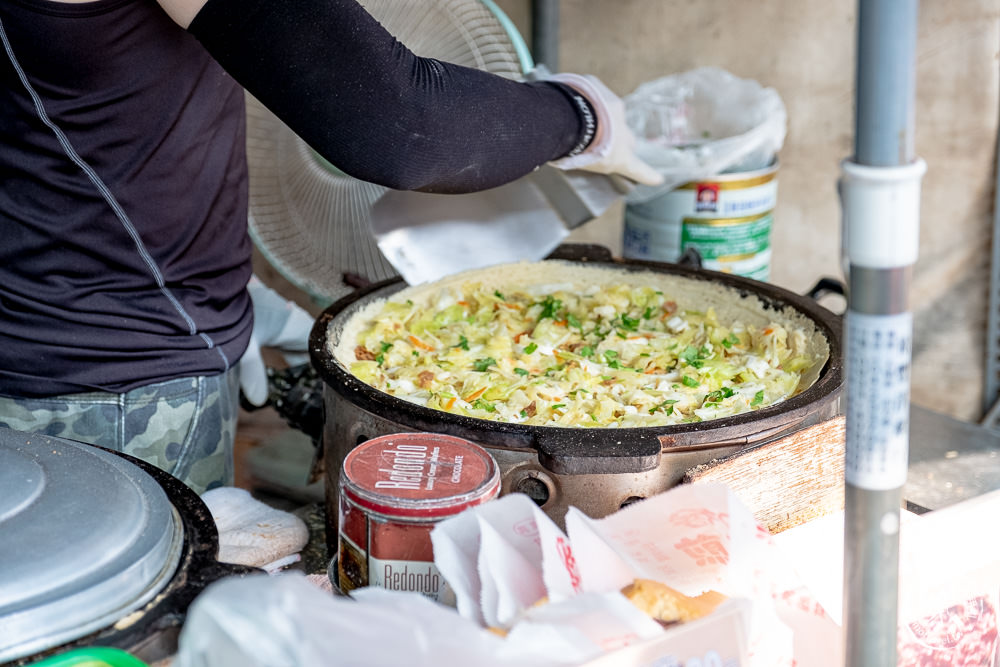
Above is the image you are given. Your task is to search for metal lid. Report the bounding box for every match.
[340,432,500,519]
[0,428,183,663]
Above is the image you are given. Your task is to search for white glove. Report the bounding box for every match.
[239,275,315,407]
[548,73,663,187]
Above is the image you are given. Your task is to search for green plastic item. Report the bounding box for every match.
[29,647,149,667]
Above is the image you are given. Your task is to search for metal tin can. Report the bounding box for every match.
[336,432,500,601]
[623,160,779,280]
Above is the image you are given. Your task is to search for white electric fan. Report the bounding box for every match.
[245,0,535,303]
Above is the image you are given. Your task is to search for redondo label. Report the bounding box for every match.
[337,433,500,600]
[342,432,497,508]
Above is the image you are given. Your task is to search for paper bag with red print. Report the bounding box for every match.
[564,482,835,667]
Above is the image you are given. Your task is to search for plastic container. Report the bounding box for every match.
[623,160,779,281]
[29,647,149,667]
[336,433,500,601]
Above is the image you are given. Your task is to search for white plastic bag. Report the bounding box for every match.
[625,67,787,203]
[172,575,531,667]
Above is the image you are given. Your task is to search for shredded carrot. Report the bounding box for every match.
[458,300,470,307]
[501,302,522,310]
[763,327,774,335]
[555,319,567,326]
[408,335,434,351]
[444,396,456,410]
[464,387,487,402]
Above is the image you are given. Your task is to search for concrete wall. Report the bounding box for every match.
[496,0,1000,421]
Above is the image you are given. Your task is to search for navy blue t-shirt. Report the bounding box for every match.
[0,0,253,396]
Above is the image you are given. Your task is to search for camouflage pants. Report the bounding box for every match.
[0,369,239,495]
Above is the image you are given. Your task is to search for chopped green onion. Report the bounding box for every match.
[514,367,530,376]
[681,375,699,388]
[680,344,710,368]
[472,398,496,412]
[538,296,562,320]
[524,342,538,354]
[494,290,504,300]
[455,335,469,351]
[649,399,678,415]
[472,357,496,372]
[704,387,735,404]
[620,313,640,331]
[751,390,765,407]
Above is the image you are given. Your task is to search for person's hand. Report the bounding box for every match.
[548,73,663,187]
[239,275,315,407]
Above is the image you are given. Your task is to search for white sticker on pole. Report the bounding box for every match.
[845,310,912,490]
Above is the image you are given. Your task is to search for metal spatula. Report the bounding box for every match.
[370,166,632,285]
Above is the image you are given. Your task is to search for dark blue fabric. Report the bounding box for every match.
[188,0,589,194]
[0,0,253,397]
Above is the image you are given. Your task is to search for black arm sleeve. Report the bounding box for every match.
[187,0,594,194]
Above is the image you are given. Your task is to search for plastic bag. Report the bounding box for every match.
[624,67,787,203]
[171,575,541,667]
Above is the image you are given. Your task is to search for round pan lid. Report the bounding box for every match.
[0,428,183,663]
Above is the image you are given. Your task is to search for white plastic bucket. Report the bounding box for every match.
[623,160,779,281]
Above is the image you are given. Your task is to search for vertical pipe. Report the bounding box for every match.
[855,0,918,166]
[983,94,1000,416]
[531,0,559,71]
[842,1,922,666]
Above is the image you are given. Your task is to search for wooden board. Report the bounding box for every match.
[681,416,846,534]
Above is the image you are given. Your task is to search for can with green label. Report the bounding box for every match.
[623,160,779,281]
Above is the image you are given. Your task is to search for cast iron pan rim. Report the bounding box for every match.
[309,258,844,446]
[7,450,259,666]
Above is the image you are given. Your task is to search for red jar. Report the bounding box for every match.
[337,432,500,601]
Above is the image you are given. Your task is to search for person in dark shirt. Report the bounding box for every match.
[0,0,659,493]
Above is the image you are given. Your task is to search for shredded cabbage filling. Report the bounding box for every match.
[348,281,815,427]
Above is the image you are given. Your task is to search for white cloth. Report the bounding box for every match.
[238,275,315,407]
[201,487,310,571]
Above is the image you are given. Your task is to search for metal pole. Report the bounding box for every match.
[982,81,1000,417]
[841,1,923,665]
[855,0,917,166]
[531,0,559,71]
